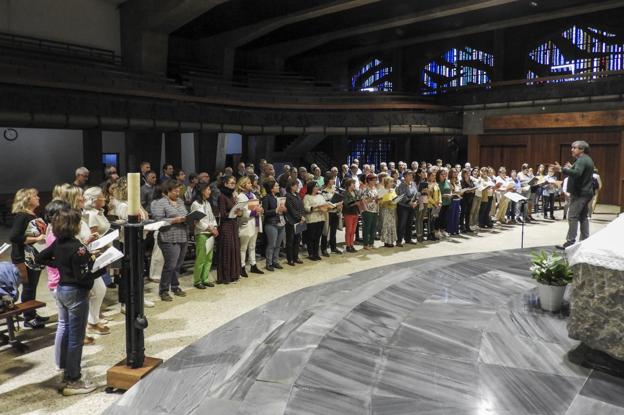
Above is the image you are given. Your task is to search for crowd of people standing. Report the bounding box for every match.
[3,143,601,395]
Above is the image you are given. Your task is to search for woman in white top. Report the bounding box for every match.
[303,181,328,260]
[190,183,218,288]
[82,187,111,336]
[236,176,264,277]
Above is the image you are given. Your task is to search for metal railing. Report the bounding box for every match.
[0,31,122,65]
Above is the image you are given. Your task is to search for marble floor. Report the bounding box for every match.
[104,248,624,415]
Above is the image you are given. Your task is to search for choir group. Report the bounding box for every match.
[3,156,602,395]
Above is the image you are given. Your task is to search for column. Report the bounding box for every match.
[195,132,219,175]
[164,131,182,170]
[125,131,162,174]
[83,128,103,184]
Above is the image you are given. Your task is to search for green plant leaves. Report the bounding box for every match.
[530,250,573,286]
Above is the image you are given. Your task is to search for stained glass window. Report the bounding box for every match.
[351,58,393,92]
[422,47,494,95]
[527,25,623,82]
[348,138,392,168]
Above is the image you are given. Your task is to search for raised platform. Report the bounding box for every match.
[104,249,624,415]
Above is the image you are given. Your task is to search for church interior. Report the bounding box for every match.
[1,0,624,414]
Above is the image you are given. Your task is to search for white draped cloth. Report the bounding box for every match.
[566,213,624,271]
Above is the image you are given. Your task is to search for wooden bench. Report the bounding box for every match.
[0,300,46,352]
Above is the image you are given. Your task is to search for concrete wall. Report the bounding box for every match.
[0,0,122,54]
[0,127,83,194]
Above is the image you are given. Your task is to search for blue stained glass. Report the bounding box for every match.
[351,58,393,92]
[422,47,493,94]
[527,25,623,83]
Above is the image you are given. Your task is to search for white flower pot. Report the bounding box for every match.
[537,283,567,312]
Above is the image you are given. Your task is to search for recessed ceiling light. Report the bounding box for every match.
[529,1,538,7]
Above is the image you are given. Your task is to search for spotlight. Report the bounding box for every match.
[529,1,538,7]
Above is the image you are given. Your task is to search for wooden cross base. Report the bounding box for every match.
[106,356,163,391]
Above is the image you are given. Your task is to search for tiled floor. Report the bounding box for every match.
[104,249,624,415]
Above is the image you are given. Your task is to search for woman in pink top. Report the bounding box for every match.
[44,199,71,292]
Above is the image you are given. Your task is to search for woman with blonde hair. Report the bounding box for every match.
[82,187,111,335]
[9,188,48,328]
[236,176,264,277]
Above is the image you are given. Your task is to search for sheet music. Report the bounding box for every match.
[144,221,168,231]
[228,201,248,219]
[88,229,119,252]
[391,194,406,204]
[186,210,206,223]
[32,240,48,253]
[504,192,528,203]
[92,246,124,272]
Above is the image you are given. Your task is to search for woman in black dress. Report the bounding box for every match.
[217,175,243,284]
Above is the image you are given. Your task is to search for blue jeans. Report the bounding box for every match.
[55,285,90,381]
[264,224,285,266]
[158,241,188,295]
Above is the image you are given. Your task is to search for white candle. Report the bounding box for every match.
[127,172,141,217]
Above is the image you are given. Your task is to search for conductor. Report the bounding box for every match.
[553,140,595,250]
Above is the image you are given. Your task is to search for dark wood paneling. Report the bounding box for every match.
[485,110,624,130]
[479,144,527,172]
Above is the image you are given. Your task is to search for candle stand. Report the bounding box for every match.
[106,175,163,392]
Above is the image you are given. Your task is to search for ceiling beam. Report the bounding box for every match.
[255,0,523,58]
[200,0,383,49]
[121,0,230,34]
[309,0,624,62]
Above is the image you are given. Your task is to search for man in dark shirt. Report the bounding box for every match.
[160,164,174,183]
[141,171,157,215]
[554,140,595,249]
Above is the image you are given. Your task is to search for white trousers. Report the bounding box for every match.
[240,229,258,268]
[88,277,106,325]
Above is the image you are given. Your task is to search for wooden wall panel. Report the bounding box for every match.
[477,131,622,207]
[479,143,527,172]
[484,110,624,130]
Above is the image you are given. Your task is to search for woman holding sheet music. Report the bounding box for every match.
[447,169,462,235]
[151,179,189,301]
[320,175,343,256]
[303,181,327,260]
[460,169,475,233]
[35,208,101,395]
[435,169,452,238]
[217,175,243,284]
[426,171,441,241]
[236,177,264,278]
[191,183,218,289]
[395,171,418,246]
[9,188,47,329]
[379,177,399,247]
[262,179,286,271]
[284,178,305,265]
[341,178,360,253]
[82,187,111,336]
[361,174,380,250]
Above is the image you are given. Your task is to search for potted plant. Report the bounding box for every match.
[529,250,573,312]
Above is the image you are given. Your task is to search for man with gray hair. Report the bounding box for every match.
[554,140,595,249]
[73,167,90,189]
